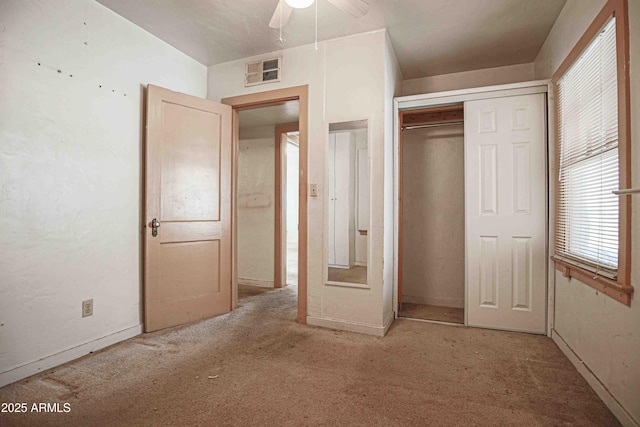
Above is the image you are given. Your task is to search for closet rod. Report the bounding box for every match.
[402,121,464,130]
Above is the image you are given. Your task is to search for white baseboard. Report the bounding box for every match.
[552,330,638,427]
[237,277,274,288]
[307,316,390,337]
[0,324,143,388]
[402,294,464,309]
[382,311,395,336]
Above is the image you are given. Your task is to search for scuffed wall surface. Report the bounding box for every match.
[237,137,275,285]
[0,0,206,381]
[534,0,640,422]
[208,31,389,329]
[401,126,465,308]
[321,31,386,326]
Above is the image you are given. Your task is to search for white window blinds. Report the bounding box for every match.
[556,17,619,276]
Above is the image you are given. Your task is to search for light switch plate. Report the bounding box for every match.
[310,184,318,197]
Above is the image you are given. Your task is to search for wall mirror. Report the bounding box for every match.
[327,119,369,286]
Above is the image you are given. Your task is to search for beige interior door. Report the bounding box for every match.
[465,93,547,334]
[144,84,232,332]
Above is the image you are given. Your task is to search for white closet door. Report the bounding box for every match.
[465,93,546,334]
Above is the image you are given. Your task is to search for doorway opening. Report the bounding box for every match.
[222,86,309,324]
[398,104,465,325]
[235,103,299,307]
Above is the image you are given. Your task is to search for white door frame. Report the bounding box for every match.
[392,80,553,335]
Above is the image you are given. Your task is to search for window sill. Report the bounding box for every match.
[551,256,634,306]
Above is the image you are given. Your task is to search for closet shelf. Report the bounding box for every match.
[402,120,463,130]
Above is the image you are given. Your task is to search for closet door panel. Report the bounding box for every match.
[465,93,546,334]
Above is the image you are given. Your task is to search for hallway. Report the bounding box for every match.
[0,286,617,426]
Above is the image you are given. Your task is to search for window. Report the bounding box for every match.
[552,0,632,305]
[556,18,619,274]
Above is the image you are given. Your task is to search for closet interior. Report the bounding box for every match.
[399,104,465,324]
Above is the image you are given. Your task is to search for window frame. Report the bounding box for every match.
[551,0,633,305]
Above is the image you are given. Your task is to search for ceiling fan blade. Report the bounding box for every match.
[269,0,294,29]
[327,0,370,18]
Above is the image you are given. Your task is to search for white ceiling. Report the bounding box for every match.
[238,101,299,129]
[96,0,566,79]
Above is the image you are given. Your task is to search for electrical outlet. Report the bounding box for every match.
[82,299,93,317]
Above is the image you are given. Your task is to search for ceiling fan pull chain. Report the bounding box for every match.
[279,0,285,46]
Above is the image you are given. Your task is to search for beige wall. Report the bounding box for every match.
[401,126,465,308]
[237,136,275,287]
[0,0,207,386]
[383,32,403,325]
[534,0,640,424]
[533,0,609,80]
[208,30,393,335]
[402,63,534,96]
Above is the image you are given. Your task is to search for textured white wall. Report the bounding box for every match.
[401,126,465,308]
[0,0,206,386]
[237,137,275,286]
[401,63,534,96]
[534,0,640,423]
[208,30,390,333]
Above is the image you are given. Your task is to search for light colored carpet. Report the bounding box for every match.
[238,284,274,299]
[0,285,619,426]
[399,302,464,324]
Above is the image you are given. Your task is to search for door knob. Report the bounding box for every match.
[150,218,160,237]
